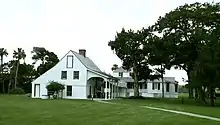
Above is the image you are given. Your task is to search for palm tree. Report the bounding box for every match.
[0,48,8,68]
[13,48,26,88]
[0,48,8,93]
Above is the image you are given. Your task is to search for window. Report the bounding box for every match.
[73,71,79,79]
[175,84,178,92]
[66,86,72,96]
[152,83,156,90]
[144,83,148,89]
[139,83,142,89]
[152,83,160,90]
[66,55,74,68]
[127,82,133,89]
[129,72,133,77]
[61,71,67,79]
[166,82,170,92]
[119,72,123,77]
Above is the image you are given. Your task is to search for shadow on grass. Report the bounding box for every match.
[120,96,220,107]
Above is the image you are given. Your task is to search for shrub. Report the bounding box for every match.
[9,88,25,94]
[216,93,220,97]
[46,81,65,99]
[127,96,145,99]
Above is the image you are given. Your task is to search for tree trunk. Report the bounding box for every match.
[0,55,3,67]
[195,88,198,100]
[209,85,215,106]
[198,86,206,104]
[161,64,164,98]
[15,60,20,89]
[187,70,194,98]
[8,80,11,93]
[133,64,139,97]
[2,82,4,93]
[0,55,3,93]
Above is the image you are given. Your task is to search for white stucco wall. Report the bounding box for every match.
[32,51,87,99]
[125,82,178,98]
[113,72,130,77]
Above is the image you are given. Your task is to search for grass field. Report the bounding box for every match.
[108,97,220,118]
[0,95,220,125]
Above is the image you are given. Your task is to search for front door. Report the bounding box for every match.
[34,84,40,98]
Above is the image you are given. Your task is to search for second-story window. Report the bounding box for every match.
[61,71,67,79]
[73,71,79,79]
[119,72,123,77]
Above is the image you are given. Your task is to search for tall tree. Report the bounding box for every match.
[108,28,145,96]
[108,28,158,96]
[0,48,8,67]
[0,48,8,93]
[13,48,26,88]
[143,34,174,98]
[36,51,59,76]
[151,2,220,98]
[31,47,48,65]
[32,47,59,76]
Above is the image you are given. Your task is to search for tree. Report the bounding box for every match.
[46,81,65,99]
[111,64,119,71]
[32,47,59,76]
[36,51,59,76]
[108,28,159,97]
[0,48,8,93]
[151,2,220,99]
[143,34,174,98]
[108,28,146,96]
[13,48,26,88]
[17,63,36,93]
[0,48,8,67]
[31,47,48,64]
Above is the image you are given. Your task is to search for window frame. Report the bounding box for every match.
[61,71,67,79]
[119,72,123,77]
[66,55,74,68]
[73,71,80,80]
[166,82,170,92]
[175,84,178,92]
[66,85,72,96]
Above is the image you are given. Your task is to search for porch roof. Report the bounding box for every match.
[88,69,119,81]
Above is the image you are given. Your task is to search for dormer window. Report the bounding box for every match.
[119,72,123,77]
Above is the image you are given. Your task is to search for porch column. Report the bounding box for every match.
[113,82,115,98]
[105,79,107,100]
[112,82,114,99]
[109,80,112,99]
[116,82,119,97]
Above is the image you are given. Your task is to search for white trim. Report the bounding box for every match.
[87,69,110,79]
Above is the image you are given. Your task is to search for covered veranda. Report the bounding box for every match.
[86,69,122,100]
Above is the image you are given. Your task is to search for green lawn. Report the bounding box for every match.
[0,95,220,125]
[108,97,220,118]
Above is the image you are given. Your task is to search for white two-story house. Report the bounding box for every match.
[32,49,126,100]
[113,67,179,98]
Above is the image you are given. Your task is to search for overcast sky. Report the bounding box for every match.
[0,0,215,84]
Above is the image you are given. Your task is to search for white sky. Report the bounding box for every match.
[0,0,216,85]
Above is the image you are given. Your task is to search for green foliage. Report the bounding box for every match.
[126,96,145,99]
[46,81,65,94]
[108,28,160,96]
[9,88,25,94]
[32,47,59,77]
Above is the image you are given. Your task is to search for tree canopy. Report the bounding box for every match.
[109,2,220,105]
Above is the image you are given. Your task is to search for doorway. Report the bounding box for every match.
[34,84,40,98]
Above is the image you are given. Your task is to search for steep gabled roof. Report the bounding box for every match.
[71,50,117,79]
[71,50,102,72]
